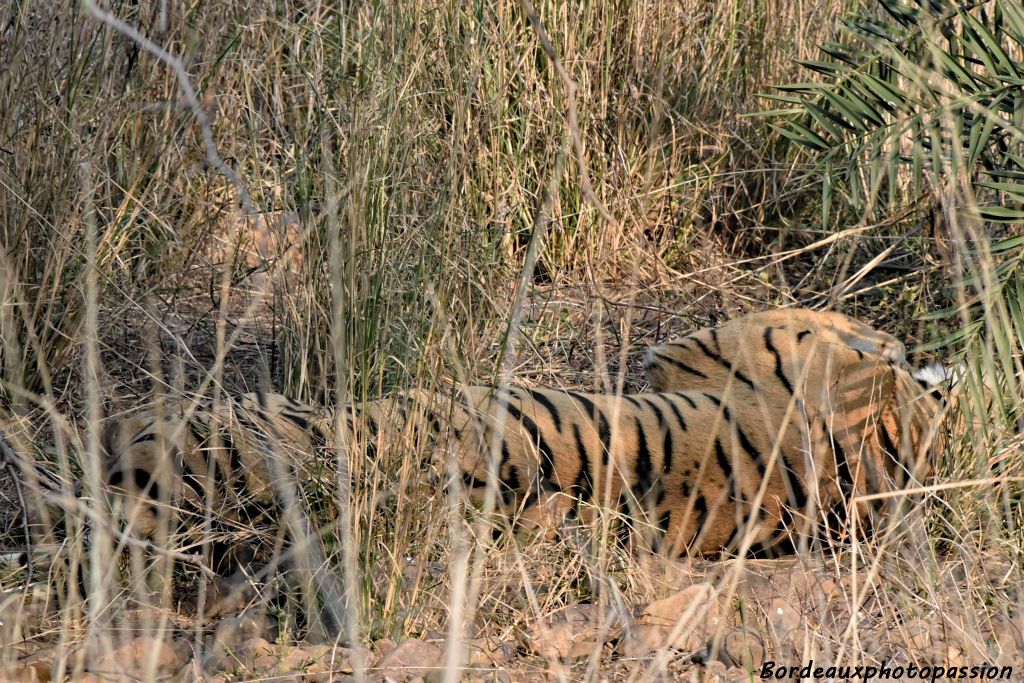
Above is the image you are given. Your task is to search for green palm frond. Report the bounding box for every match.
[765,0,1024,354]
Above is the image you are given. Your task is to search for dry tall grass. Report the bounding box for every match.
[0,0,1021,681]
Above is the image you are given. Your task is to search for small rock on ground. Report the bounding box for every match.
[377,639,445,683]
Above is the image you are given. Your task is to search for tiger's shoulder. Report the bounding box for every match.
[644,308,907,398]
[643,309,951,532]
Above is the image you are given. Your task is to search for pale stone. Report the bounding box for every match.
[767,598,803,659]
[378,639,445,683]
[0,664,39,683]
[205,636,274,674]
[702,661,728,682]
[212,609,277,645]
[724,665,755,682]
[530,603,630,660]
[87,637,188,679]
[5,653,50,683]
[374,638,398,659]
[466,638,512,665]
[298,644,355,679]
[622,583,722,656]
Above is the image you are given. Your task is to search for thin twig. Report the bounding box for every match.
[81,0,255,214]
[0,433,34,581]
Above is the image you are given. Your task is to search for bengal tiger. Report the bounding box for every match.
[643,308,950,542]
[96,308,947,569]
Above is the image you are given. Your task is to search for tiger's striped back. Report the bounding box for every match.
[644,308,906,405]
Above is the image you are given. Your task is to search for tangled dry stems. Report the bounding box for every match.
[0,0,1021,680]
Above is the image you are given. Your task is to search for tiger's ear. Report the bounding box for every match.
[914,362,966,387]
[912,362,962,403]
[912,362,954,388]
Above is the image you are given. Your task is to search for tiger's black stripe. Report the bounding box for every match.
[776,449,808,509]
[130,431,158,446]
[691,331,756,390]
[568,392,612,466]
[827,423,856,502]
[661,421,674,474]
[515,387,564,433]
[656,395,689,432]
[631,417,654,500]
[571,423,593,501]
[703,393,733,422]
[501,442,520,505]
[680,481,710,548]
[714,438,734,481]
[650,349,710,380]
[764,327,796,395]
[640,396,666,429]
[199,412,253,511]
[734,423,768,479]
[501,398,559,490]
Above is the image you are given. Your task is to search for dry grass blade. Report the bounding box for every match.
[0,0,1020,681]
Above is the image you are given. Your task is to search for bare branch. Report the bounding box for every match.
[82,0,255,214]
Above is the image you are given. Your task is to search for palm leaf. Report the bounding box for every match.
[762,0,1024,353]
